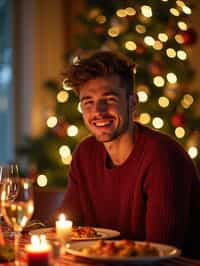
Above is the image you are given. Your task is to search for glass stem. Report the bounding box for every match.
[14,231,21,266]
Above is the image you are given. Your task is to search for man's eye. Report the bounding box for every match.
[83,100,93,106]
[107,97,117,103]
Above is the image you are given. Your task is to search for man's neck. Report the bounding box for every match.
[104,124,137,167]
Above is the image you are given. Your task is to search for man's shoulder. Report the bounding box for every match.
[75,135,101,154]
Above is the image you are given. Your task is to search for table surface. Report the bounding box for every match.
[1,230,200,266]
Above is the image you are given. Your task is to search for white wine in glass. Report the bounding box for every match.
[1,177,34,265]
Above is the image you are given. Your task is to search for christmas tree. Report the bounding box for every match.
[18,0,200,187]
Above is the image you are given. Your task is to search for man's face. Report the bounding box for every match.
[79,75,133,143]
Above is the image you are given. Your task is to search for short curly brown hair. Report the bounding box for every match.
[64,51,135,96]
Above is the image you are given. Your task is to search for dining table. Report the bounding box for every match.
[1,226,200,266]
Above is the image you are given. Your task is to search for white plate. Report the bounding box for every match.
[29,227,120,241]
[66,240,181,264]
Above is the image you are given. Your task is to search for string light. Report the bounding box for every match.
[135,24,146,34]
[46,116,58,128]
[158,96,170,107]
[175,34,184,44]
[176,1,185,8]
[153,41,163,50]
[170,8,180,16]
[144,36,155,46]
[59,145,71,158]
[62,79,72,91]
[37,175,48,187]
[166,48,176,58]
[96,15,106,24]
[78,102,82,113]
[177,21,188,31]
[177,50,187,60]
[152,117,164,129]
[141,5,152,18]
[158,33,168,42]
[139,113,151,124]
[67,125,79,137]
[126,7,136,16]
[166,72,177,84]
[108,27,120,37]
[175,127,185,138]
[188,146,198,159]
[116,9,126,17]
[137,91,148,103]
[153,76,165,87]
[125,41,137,51]
[61,155,72,165]
[57,91,69,103]
[181,94,194,109]
[182,5,192,15]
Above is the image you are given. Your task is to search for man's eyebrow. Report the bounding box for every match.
[80,96,91,102]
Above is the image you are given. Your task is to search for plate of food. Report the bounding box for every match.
[29,226,120,241]
[65,239,181,264]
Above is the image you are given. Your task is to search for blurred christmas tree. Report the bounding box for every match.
[18,0,200,187]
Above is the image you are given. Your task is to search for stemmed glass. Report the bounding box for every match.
[1,177,34,265]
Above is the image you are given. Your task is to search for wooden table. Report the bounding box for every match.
[1,232,200,266]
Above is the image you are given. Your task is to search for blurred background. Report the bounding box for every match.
[1,0,200,188]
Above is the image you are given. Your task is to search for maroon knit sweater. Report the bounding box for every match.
[60,123,200,258]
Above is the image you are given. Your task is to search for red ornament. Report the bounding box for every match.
[180,28,197,45]
[136,43,146,55]
[93,26,104,35]
[53,121,68,137]
[171,113,185,127]
[148,60,164,75]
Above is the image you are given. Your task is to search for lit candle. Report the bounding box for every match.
[25,235,51,266]
[56,213,72,244]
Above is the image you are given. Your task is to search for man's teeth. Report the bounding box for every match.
[94,121,112,126]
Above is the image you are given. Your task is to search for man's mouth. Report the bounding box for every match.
[92,119,113,127]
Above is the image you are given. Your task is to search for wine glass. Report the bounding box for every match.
[1,177,34,265]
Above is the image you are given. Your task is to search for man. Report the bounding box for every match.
[57,51,200,258]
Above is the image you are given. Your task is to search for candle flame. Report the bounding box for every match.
[31,235,47,248]
[59,213,66,221]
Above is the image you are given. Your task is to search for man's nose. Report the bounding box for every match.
[95,99,108,113]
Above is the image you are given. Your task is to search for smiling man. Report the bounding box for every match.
[57,51,200,258]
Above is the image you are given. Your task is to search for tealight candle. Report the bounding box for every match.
[56,213,72,244]
[25,235,51,266]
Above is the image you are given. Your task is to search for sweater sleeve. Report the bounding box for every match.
[143,144,195,248]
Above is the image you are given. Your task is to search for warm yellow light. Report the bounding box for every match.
[78,102,82,113]
[166,72,177,84]
[175,127,185,138]
[59,145,71,158]
[126,7,136,16]
[125,41,137,51]
[37,175,48,187]
[46,116,58,128]
[96,15,106,24]
[139,113,151,124]
[61,155,72,165]
[108,27,120,37]
[67,125,78,137]
[177,21,188,31]
[141,5,152,18]
[158,33,168,42]
[177,50,187,60]
[144,36,155,46]
[57,91,69,103]
[153,41,163,50]
[181,94,194,109]
[135,24,146,34]
[170,8,180,16]
[152,117,164,129]
[158,96,170,108]
[166,48,176,58]
[182,6,192,15]
[72,56,80,65]
[137,91,148,103]
[188,146,198,159]
[62,79,72,90]
[116,9,126,17]
[175,34,184,44]
[153,76,165,87]
[176,0,185,8]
